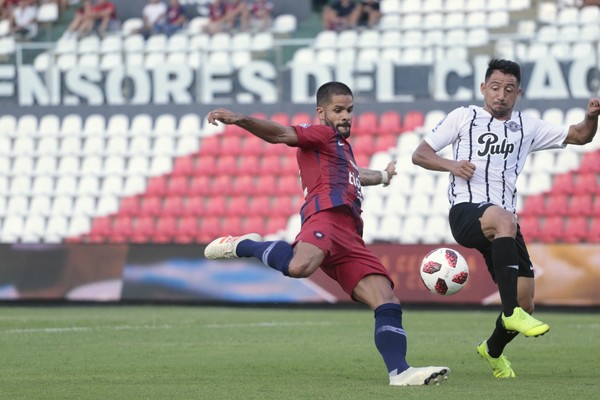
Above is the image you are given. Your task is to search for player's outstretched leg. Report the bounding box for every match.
[476,341,515,378]
[204,233,263,259]
[389,366,450,386]
[501,307,549,337]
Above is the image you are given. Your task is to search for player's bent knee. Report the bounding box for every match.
[287,260,319,278]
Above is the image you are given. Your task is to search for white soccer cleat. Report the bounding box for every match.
[389,366,450,386]
[204,233,263,259]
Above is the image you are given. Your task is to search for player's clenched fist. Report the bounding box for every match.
[207,108,243,126]
[587,98,600,117]
[451,160,476,180]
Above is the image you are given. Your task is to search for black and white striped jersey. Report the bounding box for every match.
[424,105,569,213]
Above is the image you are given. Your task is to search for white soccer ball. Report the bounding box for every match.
[419,247,469,296]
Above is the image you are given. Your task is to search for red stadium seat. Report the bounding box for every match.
[188,175,212,196]
[588,218,600,242]
[139,196,162,217]
[569,194,592,217]
[351,135,376,156]
[379,111,402,134]
[244,136,267,155]
[224,124,247,136]
[228,196,250,216]
[224,216,244,236]
[271,112,290,126]
[518,216,541,242]
[211,175,235,195]
[131,216,155,243]
[172,155,196,176]
[279,175,301,195]
[260,155,281,173]
[198,216,222,242]
[280,155,298,174]
[231,175,257,196]
[195,155,218,176]
[272,194,301,216]
[353,111,379,136]
[162,196,184,217]
[215,155,238,175]
[520,194,545,217]
[563,216,588,243]
[375,134,397,152]
[176,216,200,243]
[579,151,600,173]
[205,195,228,216]
[256,174,277,195]
[119,196,140,216]
[167,176,189,196]
[183,196,206,217]
[265,216,288,234]
[544,194,569,216]
[220,135,243,156]
[146,176,168,196]
[199,135,221,155]
[552,173,575,195]
[538,216,564,242]
[237,155,260,174]
[153,217,178,243]
[402,111,425,132]
[112,216,134,242]
[290,112,312,126]
[249,195,272,216]
[88,216,113,242]
[573,173,599,195]
[244,215,266,233]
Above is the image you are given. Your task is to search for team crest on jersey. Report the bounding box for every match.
[504,120,521,132]
[313,231,325,239]
[299,123,312,128]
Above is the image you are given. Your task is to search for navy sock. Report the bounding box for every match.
[236,239,292,276]
[487,313,519,358]
[492,237,520,316]
[374,303,410,375]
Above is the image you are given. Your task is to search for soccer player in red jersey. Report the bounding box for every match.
[204,81,450,386]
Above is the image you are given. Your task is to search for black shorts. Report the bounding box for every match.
[448,202,535,282]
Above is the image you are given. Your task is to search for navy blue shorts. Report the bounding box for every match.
[448,202,535,281]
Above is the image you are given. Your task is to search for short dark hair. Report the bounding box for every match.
[316,81,353,107]
[485,58,521,84]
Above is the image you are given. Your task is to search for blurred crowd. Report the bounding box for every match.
[202,0,274,34]
[322,0,380,31]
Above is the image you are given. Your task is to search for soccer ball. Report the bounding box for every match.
[419,248,469,296]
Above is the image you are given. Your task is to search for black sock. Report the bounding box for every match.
[492,237,519,316]
[487,313,519,358]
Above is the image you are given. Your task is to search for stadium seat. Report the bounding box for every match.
[153,217,178,243]
[402,111,425,132]
[198,216,222,242]
[205,195,227,216]
[67,215,92,238]
[139,196,162,217]
[149,155,173,175]
[569,194,592,217]
[97,195,120,215]
[55,176,78,196]
[539,216,564,242]
[73,195,96,216]
[176,216,200,243]
[104,155,127,176]
[563,216,588,243]
[45,215,69,243]
[1,215,24,242]
[573,173,598,195]
[518,216,541,241]
[189,175,212,196]
[544,194,569,216]
[119,196,140,217]
[111,216,134,243]
[51,195,74,216]
[552,173,575,195]
[231,175,256,196]
[31,175,54,196]
[123,175,146,196]
[130,216,156,243]
[29,195,52,217]
[520,194,545,217]
[106,114,129,136]
[183,196,206,217]
[146,176,168,196]
[227,196,250,216]
[272,14,298,35]
[588,218,600,242]
[172,155,196,176]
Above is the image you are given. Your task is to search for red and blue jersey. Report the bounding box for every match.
[292,123,364,232]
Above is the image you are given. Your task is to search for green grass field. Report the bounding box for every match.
[0,306,598,400]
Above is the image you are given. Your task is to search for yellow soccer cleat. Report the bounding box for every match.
[477,341,515,378]
[501,307,550,337]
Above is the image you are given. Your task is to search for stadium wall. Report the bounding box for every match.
[1,243,598,307]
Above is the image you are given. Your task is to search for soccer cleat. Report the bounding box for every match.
[389,366,450,386]
[477,341,515,378]
[501,307,550,337]
[204,233,263,259]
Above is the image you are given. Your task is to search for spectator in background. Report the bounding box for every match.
[249,0,273,32]
[159,0,186,36]
[226,0,249,32]
[10,0,38,40]
[63,0,94,39]
[91,0,119,38]
[359,0,380,29]
[582,0,600,6]
[322,0,361,31]
[203,0,229,34]
[140,0,167,38]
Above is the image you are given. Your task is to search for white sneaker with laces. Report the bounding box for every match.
[389,366,450,386]
[204,233,263,259]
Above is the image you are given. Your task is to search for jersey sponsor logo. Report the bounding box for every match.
[299,123,311,128]
[504,120,522,132]
[477,132,515,160]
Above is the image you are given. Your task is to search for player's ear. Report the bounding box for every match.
[479,82,486,96]
[316,106,324,123]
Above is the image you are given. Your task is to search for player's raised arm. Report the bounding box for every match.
[207,107,299,146]
[412,140,476,180]
[359,161,397,187]
[564,98,600,145]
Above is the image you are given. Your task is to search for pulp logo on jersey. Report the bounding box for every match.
[477,132,515,160]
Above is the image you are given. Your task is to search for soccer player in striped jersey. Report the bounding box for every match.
[204,81,450,386]
[412,58,600,379]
